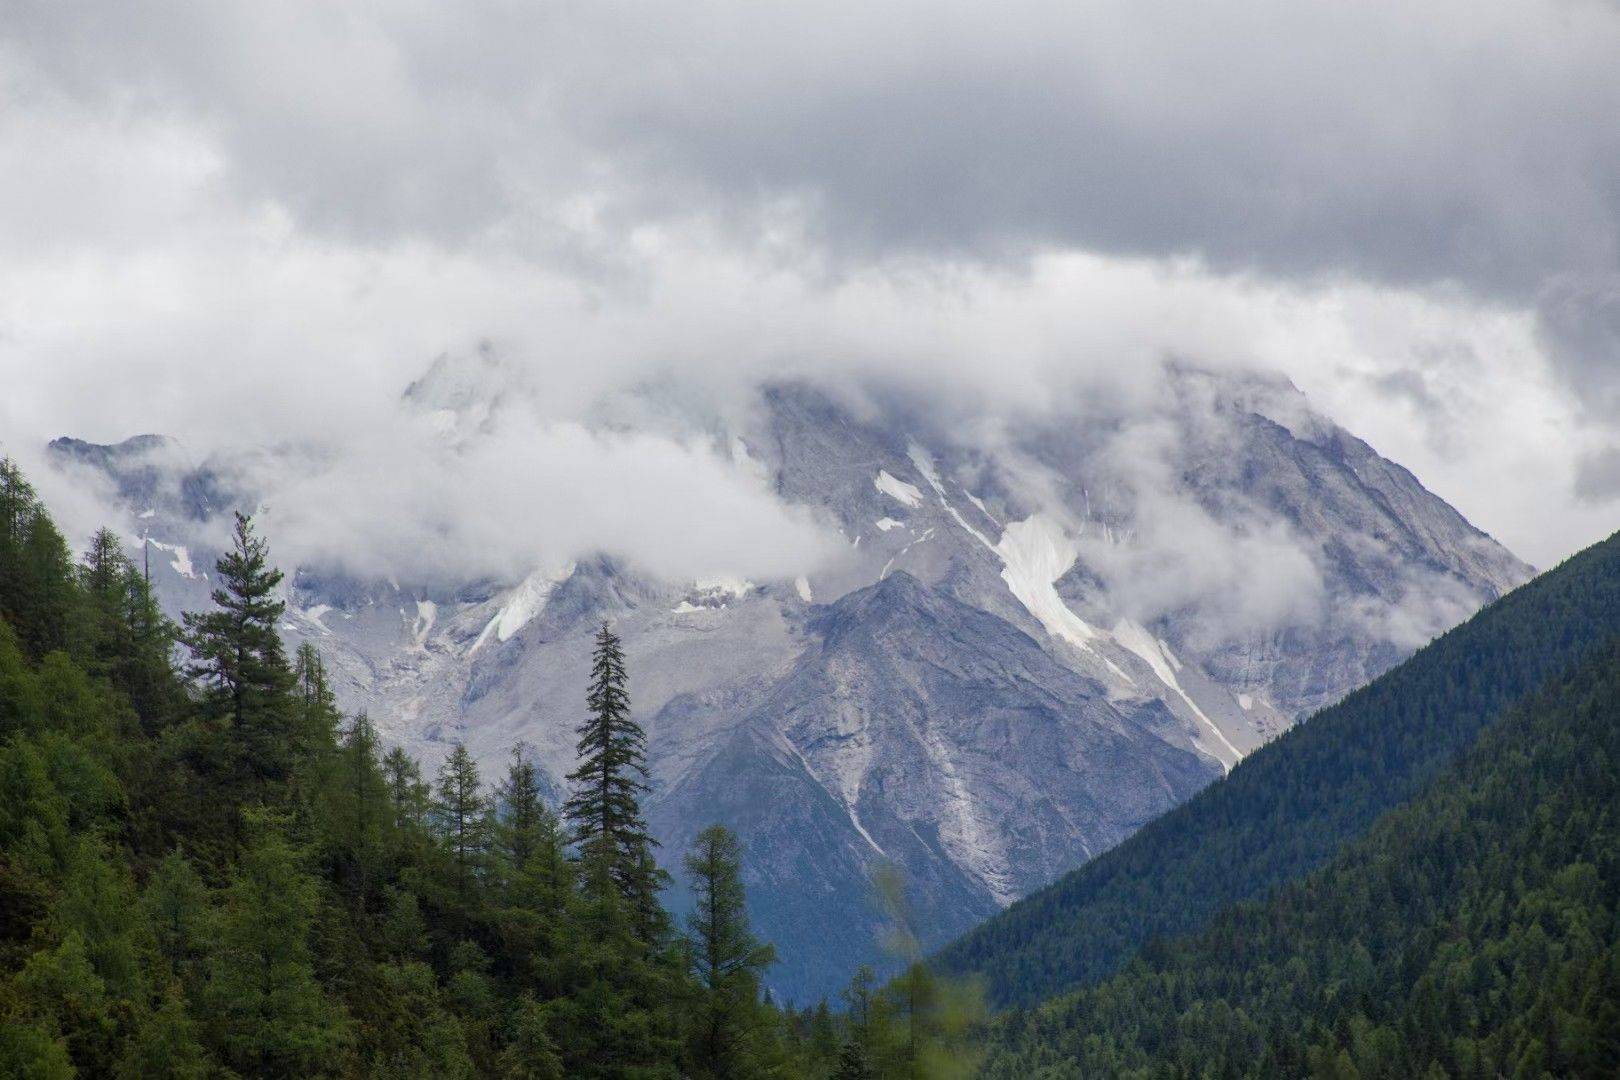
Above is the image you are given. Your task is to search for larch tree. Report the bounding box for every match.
[79,528,136,686]
[202,815,348,1076]
[382,746,431,830]
[292,642,342,773]
[684,824,776,1078]
[433,743,489,901]
[331,710,388,910]
[0,457,79,660]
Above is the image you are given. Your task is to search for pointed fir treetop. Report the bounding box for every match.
[182,511,292,702]
[496,742,549,866]
[563,622,654,855]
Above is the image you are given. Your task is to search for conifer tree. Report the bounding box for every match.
[202,814,347,1075]
[843,965,879,1052]
[489,745,574,994]
[807,999,840,1063]
[79,528,136,685]
[495,743,548,866]
[0,457,79,660]
[124,538,182,732]
[434,743,490,900]
[684,824,776,1077]
[564,622,664,932]
[833,1039,876,1080]
[497,995,565,1079]
[292,642,342,772]
[383,745,432,830]
[143,849,209,986]
[492,746,567,912]
[329,710,387,910]
[182,512,296,803]
[554,625,687,1075]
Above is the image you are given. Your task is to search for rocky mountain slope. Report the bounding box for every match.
[45,362,1531,999]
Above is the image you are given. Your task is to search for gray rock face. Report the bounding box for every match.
[649,571,1219,994]
[46,365,1532,1001]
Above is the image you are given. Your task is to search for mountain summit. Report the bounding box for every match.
[47,364,1530,998]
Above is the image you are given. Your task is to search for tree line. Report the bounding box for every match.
[0,458,979,1078]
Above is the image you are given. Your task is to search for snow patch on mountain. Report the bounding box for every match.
[413,600,437,645]
[964,490,999,526]
[874,470,924,508]
[145,539,197,580]
[909,443,997,549]
[696,576,754,599]
[474,562,574,648]
[302,604,334,634]
[1113,618,1241,768]
[995,515,1130,680]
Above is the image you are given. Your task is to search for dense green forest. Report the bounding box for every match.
[938,529,1620,1008]
[8,446,1617,1079]
[979,631,1620,1077]
[0,459,980,1078]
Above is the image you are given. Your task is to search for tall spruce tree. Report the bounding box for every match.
[563,622,665,932]
[554,624,685,1076]
[182,512,296,803]
[124,538,181,733]
[684,824,776,1078]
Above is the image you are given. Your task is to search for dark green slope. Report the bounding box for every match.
[938,530,1620,1008]
[981,632,1620,1078]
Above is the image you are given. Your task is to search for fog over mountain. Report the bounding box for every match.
[3,2,1620,571]
[0,0,1610,1006]
[45,356,1531,996]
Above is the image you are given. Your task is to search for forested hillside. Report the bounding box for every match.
[0,459,978,1079]
[938,529,1620,1007]
[980,632,1620,1077]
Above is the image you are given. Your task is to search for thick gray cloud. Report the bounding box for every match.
[1537,274,1620,416]
[1575,446,1620,503]
[0,1,1615,571]
[9,2,1617,290]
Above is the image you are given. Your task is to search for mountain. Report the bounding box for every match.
[979,542,1620,1077]
[940,528,1620,1008]
[43,362,1531,999]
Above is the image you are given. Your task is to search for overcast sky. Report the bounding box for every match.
[1,0,1617,571]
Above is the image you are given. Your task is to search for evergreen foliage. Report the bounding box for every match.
[980,634,1620,1077]
[11,450,1615,1079]
[565,622,666,938]
[939,529,1620,1007]
[0,458,857,1078]
[685,824,777,1077]
[181,512,298,828]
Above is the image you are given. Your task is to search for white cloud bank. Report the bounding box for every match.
[2,1,1616,573]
